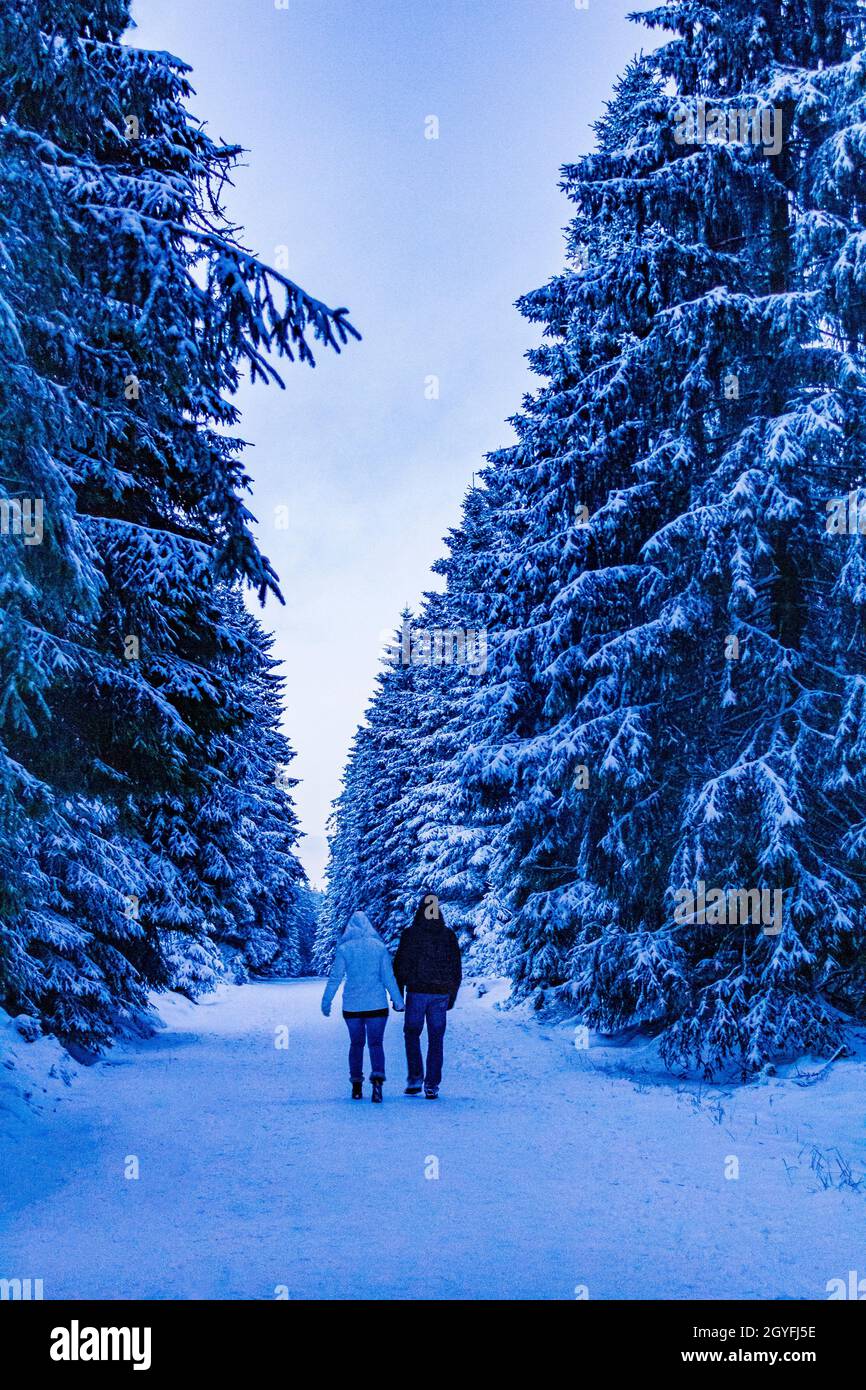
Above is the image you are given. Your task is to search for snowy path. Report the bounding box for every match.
[1,980,862,1300]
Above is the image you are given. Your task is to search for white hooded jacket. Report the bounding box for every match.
[321,912,404,1014]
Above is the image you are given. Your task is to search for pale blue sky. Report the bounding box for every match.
[130,0,655,884]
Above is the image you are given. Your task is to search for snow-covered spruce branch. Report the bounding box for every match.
[78,205,360,369]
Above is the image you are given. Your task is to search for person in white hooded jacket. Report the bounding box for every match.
[321,911,404,1102]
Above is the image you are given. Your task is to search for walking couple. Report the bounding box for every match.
[321,893,462,1103]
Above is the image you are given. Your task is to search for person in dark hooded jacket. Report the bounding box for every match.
[393,894,462,1098]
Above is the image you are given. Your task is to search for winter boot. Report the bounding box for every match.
[424,1086,439,1100]
[351,1081,363,1100]
[371,1079,384,1104]
[404,1079,423,1095]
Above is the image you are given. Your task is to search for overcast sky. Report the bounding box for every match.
[129,0,656,884]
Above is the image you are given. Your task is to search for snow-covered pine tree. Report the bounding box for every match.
[470,3,866,1074]
[0,0,356,1045]
[152,589,311,991]
[464,58,668,1006]
[314,727,376,972]
[317,616,421,966]
[213,593,311,982]
[292,885,321,976]
[398,484,508,967]
[321,514,508,976]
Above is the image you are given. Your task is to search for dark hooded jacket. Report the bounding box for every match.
[393,905,462,1007]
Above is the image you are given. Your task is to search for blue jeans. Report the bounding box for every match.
[344,1014,387,1081]
[403,992,449,1090]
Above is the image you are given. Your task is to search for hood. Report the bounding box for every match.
[341,911,380,942]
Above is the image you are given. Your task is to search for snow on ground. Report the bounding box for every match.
[0,1011,79,1130]
[0,979,863,1300]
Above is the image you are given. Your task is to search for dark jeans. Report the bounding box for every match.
[403,992,449,1090]
[344,1013,387,1081]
